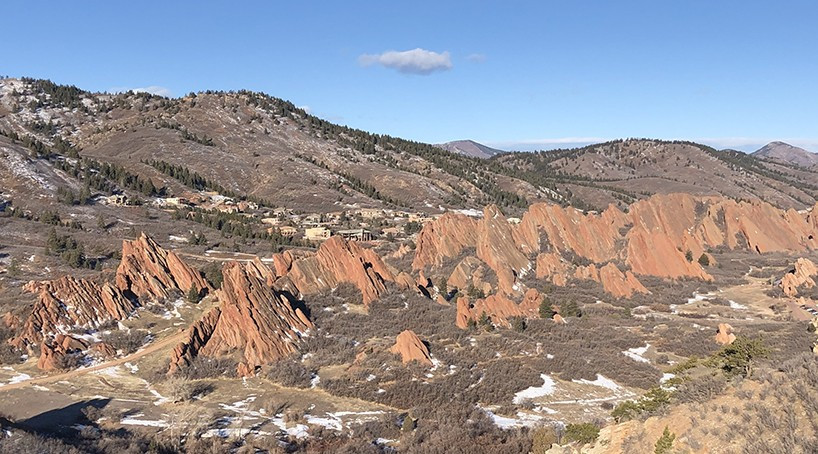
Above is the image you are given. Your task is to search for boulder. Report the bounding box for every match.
[715,323,736,345]
[389,330,432,366]
[37,334,87,371]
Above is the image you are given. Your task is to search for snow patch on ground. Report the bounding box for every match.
[729,300,748,310]
[512,374,556,404]
[5,373,32,385]
[481,406,548,429]
[572,374,620,391]
[121,414,169,427]
[623,344,650,363]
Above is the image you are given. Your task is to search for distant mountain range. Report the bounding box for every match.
[752,141,818,168]
[435,140,505,159]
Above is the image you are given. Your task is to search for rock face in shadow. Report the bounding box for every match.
[116,233,211,301]
[412,194,818,299]
[281,236,397,305]
[13,276,135,350]
[169,261,312,376]
[780,257,818,297]
[389,330,432,366]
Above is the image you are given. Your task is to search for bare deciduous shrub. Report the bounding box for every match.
[675,374,727,403]
[101,329,148,355]
[265,358,314,388]
[177,356,236,380]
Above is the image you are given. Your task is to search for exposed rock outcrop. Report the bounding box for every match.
[715,323,736,345]
[389,330,432,366]
[169,262,312,376]
[447,257,493,296]
[599,263,649,298]
[282,236,397,305]
[37,334,88,371]
[116,233,210,301]
[167,307,221,375]
[13,275,135,349]
[456,288,542,329]
[412,194,818,300]
[780,258,818,297]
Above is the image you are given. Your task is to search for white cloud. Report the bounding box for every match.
[109,85,172,97]
[358,48,452,75]
[298,105,312,114]
[466,53,486,63]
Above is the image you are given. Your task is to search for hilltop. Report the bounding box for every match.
[752,141,818,168]
[436,139,504,159]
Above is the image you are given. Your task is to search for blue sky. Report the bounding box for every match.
[3,1,817,152]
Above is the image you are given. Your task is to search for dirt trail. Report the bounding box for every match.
[0,330,186,392]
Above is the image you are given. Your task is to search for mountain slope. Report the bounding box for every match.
[436,139,504,159]
[491,139,818,210]
[752,141,818,168]
[1,78,817,214]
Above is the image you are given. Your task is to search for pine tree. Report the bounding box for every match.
[654,426,675,454]
[187,285,202,303]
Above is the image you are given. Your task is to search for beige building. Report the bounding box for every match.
[271,226,298,237]
[337,228,372,241]
[304,227,331,241]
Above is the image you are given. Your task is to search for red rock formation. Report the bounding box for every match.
[780,258,818,297]
[37,334,88,371]
[553,314,567,324]
[536,252,568,286]
[574,264,600,281]
[390,330,433,366]
[456,289,542,329]
[116,233,210,301]
[13,276,135,348]
[412,194,818,302]
[447,257,493,296]
[283,236,396,305]
[244,257,277,286]
[412,213,480,270]
[169,262,312,376]
[3,312,19,330]
[599,263,649,298]
[168,307,221,375]
[476,206,532,295]
[715,323,736,345]
[271,249,312,276]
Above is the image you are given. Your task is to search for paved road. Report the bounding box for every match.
[0,329,186,392]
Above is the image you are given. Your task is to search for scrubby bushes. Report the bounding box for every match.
[101,329,148,355]
[564,422,600,444]
[176,356,236,380]
[264,358,314,388]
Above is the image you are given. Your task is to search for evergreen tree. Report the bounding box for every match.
[654,426,675,454]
